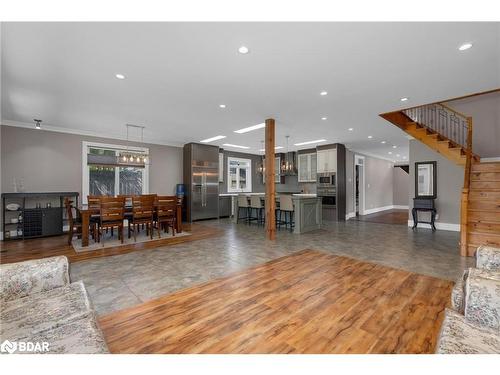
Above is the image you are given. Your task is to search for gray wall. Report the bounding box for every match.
[364,155,394,210]
[393,166,409,207]
[444,91,500,158]
[219,150,303,194]
[345,150,394,215]
[1,125,183,197]
[408,139,463,226]
[345,150,355,216]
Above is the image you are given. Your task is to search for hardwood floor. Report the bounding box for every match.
[354,209,409,225]
[0,223,222,264]
[99,249,452,354]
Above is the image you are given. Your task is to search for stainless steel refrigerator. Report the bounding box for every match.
[183,143,220,222]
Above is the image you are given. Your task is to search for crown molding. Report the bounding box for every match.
[0,119,183,148]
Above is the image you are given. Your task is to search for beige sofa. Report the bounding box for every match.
[436,245,500,354]
[0,256,108,354]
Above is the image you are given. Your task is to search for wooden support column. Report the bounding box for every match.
[265,118,276,240]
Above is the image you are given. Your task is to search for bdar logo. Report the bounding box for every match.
[1,340,17,354]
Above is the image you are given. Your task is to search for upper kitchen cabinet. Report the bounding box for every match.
[298,152,317,182]
[316,149,337,173]
[262,155,283,184]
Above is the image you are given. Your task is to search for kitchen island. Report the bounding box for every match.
[228,193,322,234]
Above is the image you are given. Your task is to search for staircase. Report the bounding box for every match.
[380,103,480,165]
[467,162,500,254]
[380,100,500,257]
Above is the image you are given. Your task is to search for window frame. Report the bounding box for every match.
[82,141,150,203]
[227,157,252,193]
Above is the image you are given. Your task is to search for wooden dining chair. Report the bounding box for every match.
[87,195,102,240]
[155,196,177,238]
[128,195,155,241]
[64,198,81,245]
[99,196,125,246]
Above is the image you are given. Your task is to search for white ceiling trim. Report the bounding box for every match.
[0,119,184,148]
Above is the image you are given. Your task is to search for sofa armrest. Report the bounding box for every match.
[476,245,500,271]
[464,268,500,331]
[0,256,70,302]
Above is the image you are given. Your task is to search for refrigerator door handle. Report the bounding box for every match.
[202,172,206,207]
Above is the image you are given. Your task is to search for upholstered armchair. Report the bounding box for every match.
[0,256,70,302]
[436,245,500,354]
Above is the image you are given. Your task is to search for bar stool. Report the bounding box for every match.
[249,195,265,226]
[236,195,250,224]
[278,195,295,231]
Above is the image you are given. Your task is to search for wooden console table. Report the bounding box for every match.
[412,197,437,231]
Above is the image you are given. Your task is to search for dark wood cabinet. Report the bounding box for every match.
[2,192,79,240]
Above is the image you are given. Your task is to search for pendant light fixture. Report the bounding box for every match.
[257,140,265,175]
[119,124,151,166]
[281,135,296,176]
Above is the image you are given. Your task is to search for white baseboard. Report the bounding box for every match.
[393,205,409,210]
[362,205,395,215]
[345,212,356,220]
[481,157,500,162]
[407,220,460,232]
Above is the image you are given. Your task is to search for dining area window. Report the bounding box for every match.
[227,157,252,193]
[82,142,149,203]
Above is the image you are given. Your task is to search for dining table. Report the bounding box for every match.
[77,198,183,247]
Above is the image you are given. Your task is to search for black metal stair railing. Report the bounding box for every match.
[402,103,469,148]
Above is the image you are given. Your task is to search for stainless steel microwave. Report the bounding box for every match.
[317,173,336,186]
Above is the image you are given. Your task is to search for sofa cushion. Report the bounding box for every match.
[464,269,500,332]
[10,315,109,354]
[0,256,69,302]
[476,245,500,271]
[451,270,467,313]
[436,309,500,354]
[1,281,92,341]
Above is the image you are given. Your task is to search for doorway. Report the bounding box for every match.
[354,155,365,216]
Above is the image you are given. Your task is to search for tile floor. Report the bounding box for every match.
[71,218,473,315]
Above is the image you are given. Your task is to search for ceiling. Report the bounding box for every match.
[2,22,499,162]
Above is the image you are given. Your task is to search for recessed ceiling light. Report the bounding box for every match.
[238,46,249,54]
[200,135,226,143]
[400,97,409,102]
[321,117,327,120]
[320,91,328,96]
[222,143,250,149]
[294,139,327,146]
[219,104,226,109]
[396,154,400,157]
[403,156,407,159]
[392,145,397,149]
[348,128,354,131]
[368,135,373,139]
[388,152,393,155]
[458,42,473,51]
[234,123,265,134]
[381,141,386,144]
[115,74,125,79]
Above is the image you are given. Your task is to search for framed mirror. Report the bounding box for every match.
[415,161,437,199]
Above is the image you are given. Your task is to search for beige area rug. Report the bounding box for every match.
[72,229,191,252]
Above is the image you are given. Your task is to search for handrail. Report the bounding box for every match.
[402,103,469,148]
[460,116,473,256]
[439,103,470,120]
